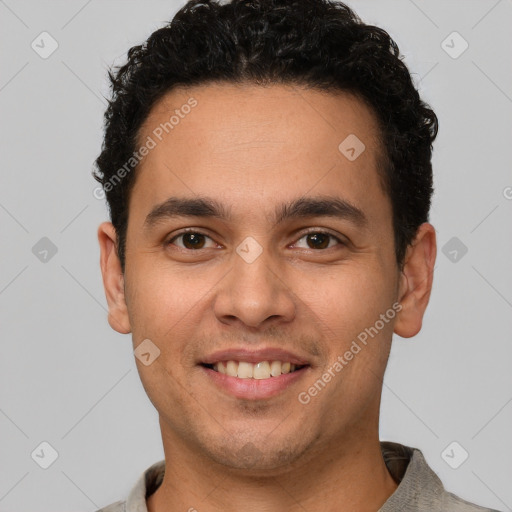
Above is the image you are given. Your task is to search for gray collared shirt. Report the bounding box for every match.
[97,441,501,512]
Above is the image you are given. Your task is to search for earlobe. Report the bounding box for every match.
[97,221,131,334]
[394,223,437,339]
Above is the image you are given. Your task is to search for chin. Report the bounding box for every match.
[199,433,314,474]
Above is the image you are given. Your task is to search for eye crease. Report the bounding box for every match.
[166,230,344,251]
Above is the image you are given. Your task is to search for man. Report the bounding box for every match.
[94,0,499,510]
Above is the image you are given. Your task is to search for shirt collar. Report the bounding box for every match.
[378,442,445,512]
[124,442,435,512]
[126,459,165,512]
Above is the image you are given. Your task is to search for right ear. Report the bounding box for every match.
[97,222,131,334]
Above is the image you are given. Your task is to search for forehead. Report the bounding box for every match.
[132,82,389,225]
[139,82,382,159]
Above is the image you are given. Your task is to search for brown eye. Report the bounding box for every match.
[294,231,342,250]
[306,233,330,249]
[182,233,206,249]
[168,231,215,250]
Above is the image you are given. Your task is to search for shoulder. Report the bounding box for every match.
[95,500,126,512]
[379,442,502,512]
[443,491,502,512]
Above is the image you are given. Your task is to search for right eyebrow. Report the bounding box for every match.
[143,197,231,231]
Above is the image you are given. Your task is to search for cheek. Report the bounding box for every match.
[291,263,395,340]
[125,259,203,344]
[299,265,396,411]
[125,265,199,397]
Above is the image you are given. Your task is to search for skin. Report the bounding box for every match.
[98,83,436,512]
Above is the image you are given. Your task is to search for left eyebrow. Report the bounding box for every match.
[272,196,368,229]
[142,195,368,231]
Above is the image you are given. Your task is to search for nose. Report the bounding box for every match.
[212,247,296,330]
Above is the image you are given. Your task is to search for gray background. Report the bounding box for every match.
[0,0,511,510]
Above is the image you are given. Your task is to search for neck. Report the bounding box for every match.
[147,426,398,512]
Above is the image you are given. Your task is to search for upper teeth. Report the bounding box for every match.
[213,360,298,379]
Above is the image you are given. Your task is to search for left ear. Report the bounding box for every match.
[394,222,437,338]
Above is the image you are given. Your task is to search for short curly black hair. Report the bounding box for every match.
[93,0,438,272]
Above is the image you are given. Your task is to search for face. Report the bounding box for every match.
[98,83,435,473]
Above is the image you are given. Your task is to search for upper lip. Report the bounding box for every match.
[201,347,310,366]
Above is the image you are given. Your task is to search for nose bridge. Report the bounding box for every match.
[213,238,295,327]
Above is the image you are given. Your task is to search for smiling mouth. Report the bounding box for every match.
[201,360,308,379]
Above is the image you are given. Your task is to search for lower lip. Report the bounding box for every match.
[200,365,309,400]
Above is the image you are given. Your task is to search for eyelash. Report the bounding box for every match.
[166,228,344,251]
